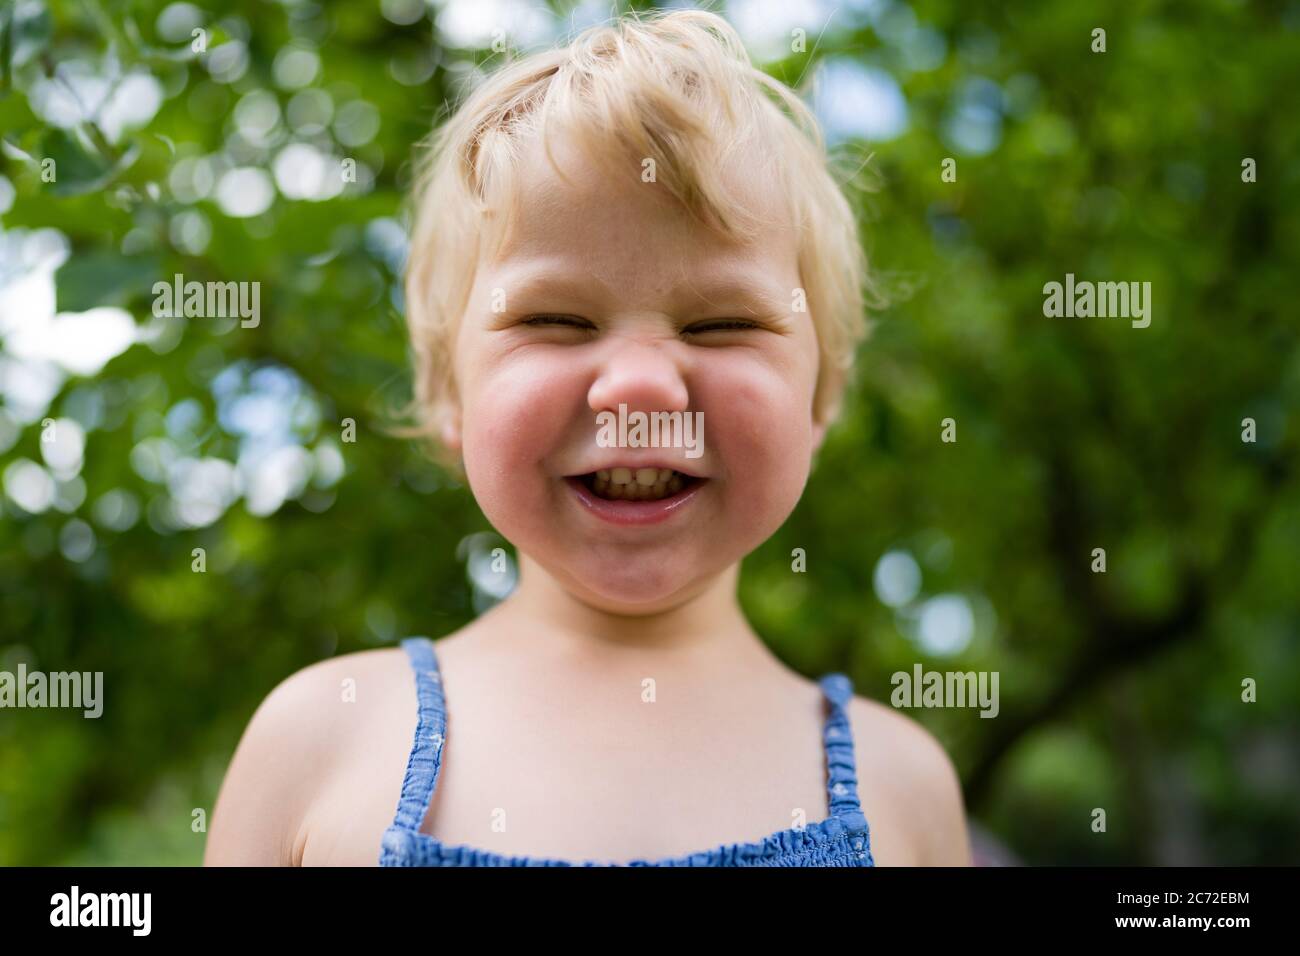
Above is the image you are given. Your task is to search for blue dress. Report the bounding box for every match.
[379,636,874,866]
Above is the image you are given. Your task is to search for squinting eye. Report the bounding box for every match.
[684,319,760,333]
[522,314,593,329]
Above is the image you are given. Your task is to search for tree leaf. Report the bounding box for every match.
[41,127,139,196]
[56,251,160,312]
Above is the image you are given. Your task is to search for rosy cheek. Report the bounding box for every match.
[701,364,814,513]
[460,352,575,487]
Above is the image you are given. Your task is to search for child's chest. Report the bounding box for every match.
[296,666,910,865]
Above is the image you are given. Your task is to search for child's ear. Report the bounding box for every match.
[437,398,464,452]
[811,405,833,457]
[440,420,462,452]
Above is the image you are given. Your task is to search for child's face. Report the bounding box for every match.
[444,135,825,613]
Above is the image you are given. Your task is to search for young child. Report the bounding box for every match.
[205,9,970,867]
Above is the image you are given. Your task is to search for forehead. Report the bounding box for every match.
[486,132,799,305]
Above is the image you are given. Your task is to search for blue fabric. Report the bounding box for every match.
[379,636,874,867]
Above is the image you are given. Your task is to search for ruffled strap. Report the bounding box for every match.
[388,636,447,833]
[818,672,869,832]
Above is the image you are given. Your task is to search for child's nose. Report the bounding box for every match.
[587,341,690,416]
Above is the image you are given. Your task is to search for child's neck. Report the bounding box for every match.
[481,556,789,681]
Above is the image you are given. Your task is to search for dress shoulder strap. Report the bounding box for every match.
[817,672,869,830]
[388,636,447,833]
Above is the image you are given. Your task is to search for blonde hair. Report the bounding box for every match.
[402,7,874,470]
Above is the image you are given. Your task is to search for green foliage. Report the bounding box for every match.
[0,0,1297,866]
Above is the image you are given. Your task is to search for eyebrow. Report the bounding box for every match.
[496,267,614,308]
[681,277,792,317]
[497,262,792,318]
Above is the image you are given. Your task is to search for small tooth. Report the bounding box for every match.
[668,475,683,493]
[610,467,631,485]
[594,477,609,493]
[635,468,657,487]
[652,481,666,496]
[657,468,673,482]
[597,469,610,481]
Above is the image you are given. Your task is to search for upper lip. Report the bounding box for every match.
[565,458,707,480]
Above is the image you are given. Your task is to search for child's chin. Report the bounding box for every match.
[562,563,711,613]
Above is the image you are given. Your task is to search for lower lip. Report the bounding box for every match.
[563,476,707,526]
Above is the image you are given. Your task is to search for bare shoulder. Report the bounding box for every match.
[204,646,409,866]
[847,695,972,866]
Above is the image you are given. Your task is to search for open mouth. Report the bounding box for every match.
[576,467,703,502]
